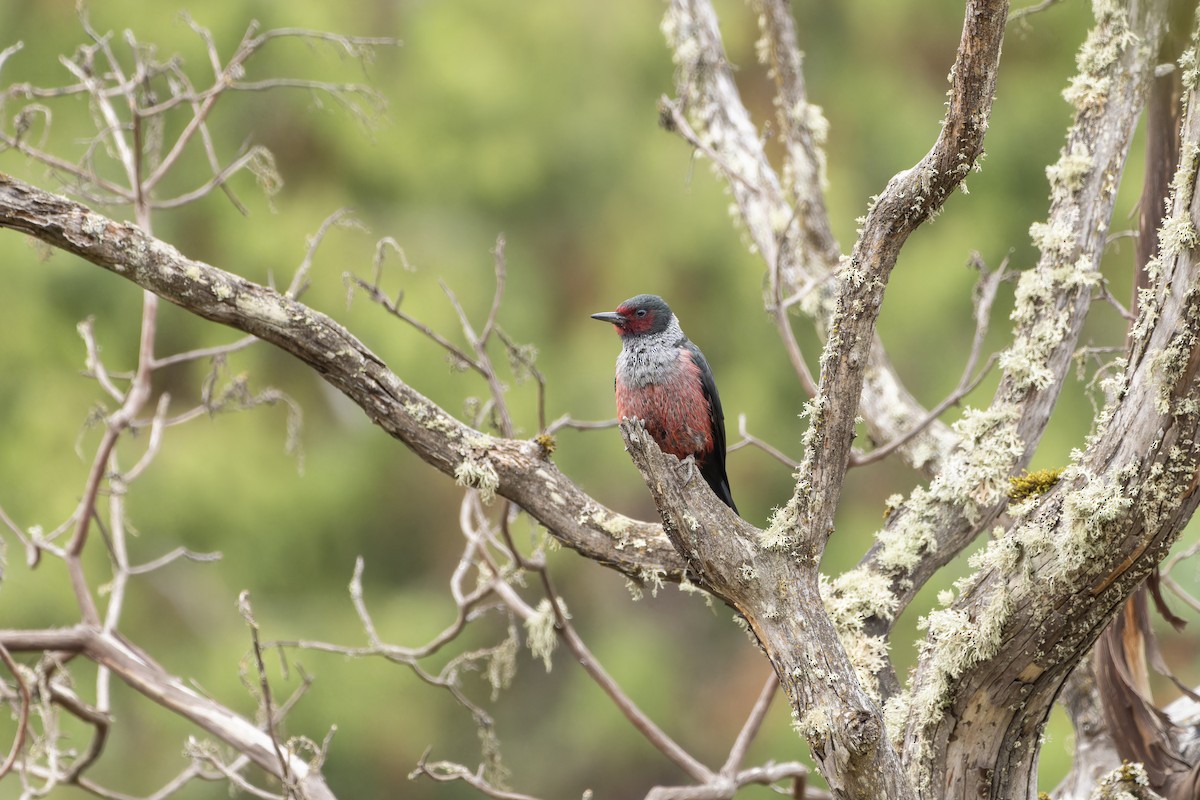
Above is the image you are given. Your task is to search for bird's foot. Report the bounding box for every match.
[674,455,699,488]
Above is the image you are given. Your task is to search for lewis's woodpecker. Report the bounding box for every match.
[591,294,737,513]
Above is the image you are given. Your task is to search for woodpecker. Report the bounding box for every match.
[591,294,737,513]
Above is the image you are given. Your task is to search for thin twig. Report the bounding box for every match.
[410,748,544,800]
[659,96,763,196]
[238,592,293,792]
[1008,0,1063,26]
[544,414,619,435]
[720,672,779,776]
[287,208,359,298]
[347,275,485,375]
[149,334,258,370]
[127,547,222,575]
[491,578,715,783]
[850,256,1006,467]
[78,318,125,402]
[0,502,38,568]
[49,681,111,784]
[480,235,506,344]
[849,353,998,468]
[727,414,799,469]
[0,643,29,779]
[440,279,515,436]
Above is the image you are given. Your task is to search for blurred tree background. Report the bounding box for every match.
[1,0,1196,798]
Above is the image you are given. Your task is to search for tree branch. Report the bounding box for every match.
[621,420,915,800]
[835,0,1171,701]
[0,625,336,800]
[0,172,685,587]
[662,0,961,476]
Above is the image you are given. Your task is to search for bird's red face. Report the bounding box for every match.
[590,295,672,337]
[612,302,656,335]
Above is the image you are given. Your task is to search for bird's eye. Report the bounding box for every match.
[636,309,648,318]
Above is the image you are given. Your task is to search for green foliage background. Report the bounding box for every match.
[0,1,1196,798]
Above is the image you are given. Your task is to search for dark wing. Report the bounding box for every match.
[682,339,738,514]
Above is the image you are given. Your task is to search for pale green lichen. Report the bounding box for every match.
[908,580,1015,769]
[579,505,634,544]
[882,690,911,747]
[1157,209,1198,259]
[1045,142,1094,199]
[966,527,1025,579]
[760,505,796,550]
[819,569,897,700]
[1051,467,1132,574]
[1148,339,1197,414]
[1132,453,1197,532]
[638,567,667,598]
[999,316,1068,390]
[1091,761,1154,799]
[1182,47,1199,92]
[874,487,939,574]
[794,100,830,146]
[455,456,499,504]
[941,406,1026,517]
[1001,256,1099,390]
[1061,0,1131,112]
[794,705,833,742]
[524,598,567,672]
[676,575,715,609]
[1132,143,1200,342]
[882,493,905,519]
[1063,73,1113,112]
[485,626,518,701]
[822,569,899,629]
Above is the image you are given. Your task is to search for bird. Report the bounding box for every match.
[591,294,737,513]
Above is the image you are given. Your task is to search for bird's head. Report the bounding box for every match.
[590,294,674,338]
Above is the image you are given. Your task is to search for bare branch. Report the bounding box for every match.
[1008,0,1065,26]
[662,0,961,476]
[237,593,293,794]
[410,749,543,800]
[287,208,360,299]
[0,643,30,780]
[838,0,1172,687]
[148,334,258,370]
[727,414,799,469]
[126,546,222,575]
[0,626,338,800]
[776,0,1009,555]
[720,672,779,777]
[0,178,686,578]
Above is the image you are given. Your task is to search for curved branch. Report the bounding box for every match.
[904,17,1200,790]
[0,173,685,584]
[0,625,336,800]
[621,421,915,800]
[776,0,1009,554]
[662,0,961,476]
[839,0,1170,694]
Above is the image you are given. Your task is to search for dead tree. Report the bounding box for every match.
[2,2,1200,799]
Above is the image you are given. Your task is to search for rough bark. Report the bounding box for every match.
[0,171,685,586]
[853,0,1169,659]
[902,61,1200,793]
[621,421,914,800]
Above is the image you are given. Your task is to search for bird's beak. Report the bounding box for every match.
[590,311,624,327]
